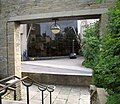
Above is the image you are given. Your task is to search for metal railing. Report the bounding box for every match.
[0,75,55,104]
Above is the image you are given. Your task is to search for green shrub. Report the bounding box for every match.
[82,22,100,69]
[82,0,120,103]
[93,0,120,94]
[107,94,120,104]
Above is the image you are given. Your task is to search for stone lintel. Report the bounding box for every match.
[8,8,108,23]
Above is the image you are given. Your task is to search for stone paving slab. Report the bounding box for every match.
[22,84,90,104]
[3,84,90,104]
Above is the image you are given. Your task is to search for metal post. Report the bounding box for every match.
[26,86,29,104]
[38,85,47,104]
[0,96,2,104]
[72,39,74,53]
[50,92,52,104]
[47,85,55,104]
[22,81,33,104]
[41,91,44,104]
[14,90,16,100]
[0,88,7,104]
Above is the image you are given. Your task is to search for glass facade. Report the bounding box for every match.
[27,20,81,57]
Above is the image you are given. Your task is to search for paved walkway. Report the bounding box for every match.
[21,84,90,104]
[3,84,90,104]
[21,56,92,76]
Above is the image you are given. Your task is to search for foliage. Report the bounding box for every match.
[93,0,120,90]
[82,22,100,69]
[92,0,120,103]
[95,0,106,3]
[82,0,120,103]
[107,94,120,104]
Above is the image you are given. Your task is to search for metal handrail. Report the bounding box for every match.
[0,84,16,91]
[0,76,28,92]
[0,75,15,83]
[0,76,28,104]
[0,75,56,104]
[22,76,56,104]
[26,77,48,89]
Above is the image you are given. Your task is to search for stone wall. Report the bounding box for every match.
[1,0,115,17]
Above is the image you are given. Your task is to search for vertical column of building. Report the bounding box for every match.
[20,24,27,60]
[100,13,108,37]
[14,22,21,100]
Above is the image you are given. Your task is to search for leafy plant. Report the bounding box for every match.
[93,0,120,90]
[82,22,100,69]
[93,0,120,103]
[82,0,120,103]
[107,94,120,104]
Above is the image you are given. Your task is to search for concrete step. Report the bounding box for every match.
[22,72,92,86]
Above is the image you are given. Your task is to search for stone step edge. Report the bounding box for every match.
[22,72,92,86]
